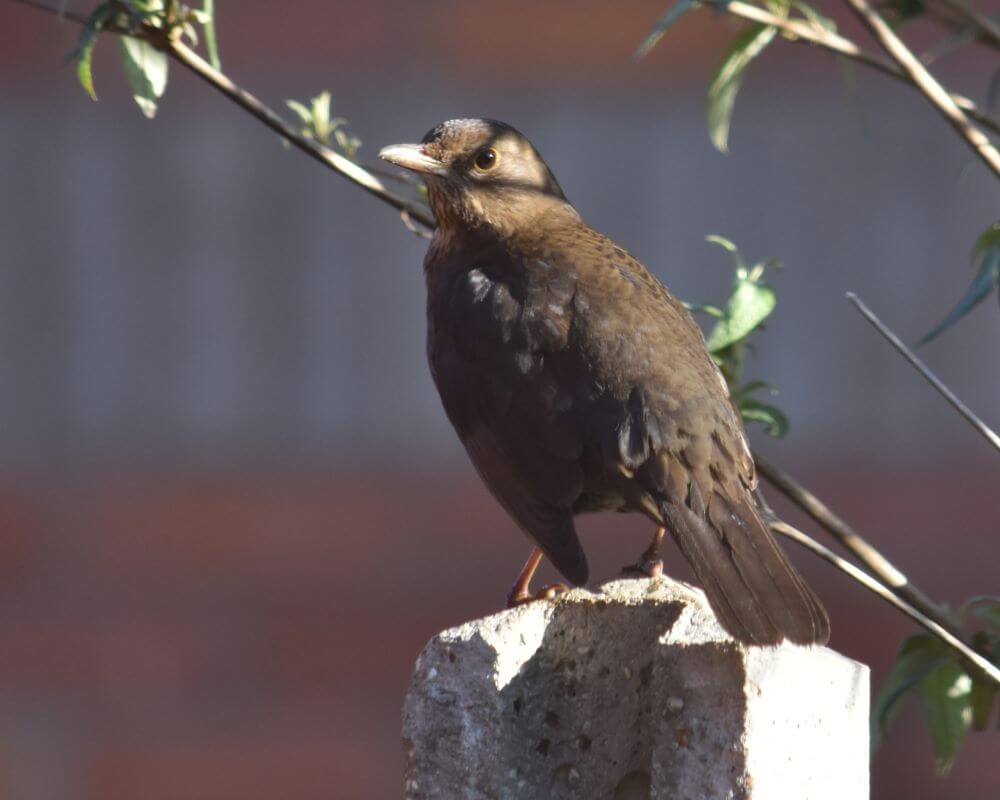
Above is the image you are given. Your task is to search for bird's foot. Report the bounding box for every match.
[506,583,570,608]
[620,558,664,579]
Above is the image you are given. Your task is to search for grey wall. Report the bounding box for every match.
[2,66,998,478]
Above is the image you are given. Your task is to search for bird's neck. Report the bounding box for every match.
[427,186,579,251]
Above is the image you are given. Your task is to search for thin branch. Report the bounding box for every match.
[933,0,1000,49]
[844,0,1000,176]
[770,519,1000,685]
[702,0,1000,136]
[753,453,958,629]
[11,0,437,228]
[847,293,1000,452]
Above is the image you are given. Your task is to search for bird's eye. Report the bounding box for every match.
[473,148,499,171]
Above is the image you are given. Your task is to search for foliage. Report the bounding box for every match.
[71,0,220,117]
[688,236,789,438]
[637,1,997,345]
[286,92,362,157]
[707,23,778,153]
[873,596,1000,774]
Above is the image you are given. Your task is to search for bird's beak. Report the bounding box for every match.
[378,143,447,176]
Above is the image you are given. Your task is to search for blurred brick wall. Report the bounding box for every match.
[0,469,994,798]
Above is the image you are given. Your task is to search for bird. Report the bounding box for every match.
[379,119,830,646]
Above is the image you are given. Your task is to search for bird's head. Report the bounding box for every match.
[379,119,573,238]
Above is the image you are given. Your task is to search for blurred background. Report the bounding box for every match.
[1,1,998,797]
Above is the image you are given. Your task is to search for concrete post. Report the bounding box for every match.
[402,578,868,800]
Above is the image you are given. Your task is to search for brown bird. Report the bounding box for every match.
[380,119,829,645]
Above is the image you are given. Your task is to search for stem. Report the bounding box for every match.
[934,0,1000,49]
[11,0,436,229]
[771,519,1000,685]
[844,0,1000,176]
[166,38,435,228]
[702,0,1000,136]
[753,454,960,632]
[847,293,1000,452]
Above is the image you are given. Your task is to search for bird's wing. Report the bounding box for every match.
[428,259,589,584]
[557,226,829,644]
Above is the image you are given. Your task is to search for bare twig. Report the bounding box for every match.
[934,0,1000,49]
[844,0,1000,176]
[770,518,1000,685]
[701,0,1000,136]
[11,0,437,228]
[847,293,1000,452]
[753,454,957,626]
[166,39,436,227]
[400,209,434,240]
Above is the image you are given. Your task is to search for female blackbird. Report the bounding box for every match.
[380,119,829,645]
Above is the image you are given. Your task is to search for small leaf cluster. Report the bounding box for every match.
[636,0,835,153]
[688,236,789,438]
[286,92,362,158]
[73,0,221,118]
[873,596,1000,774]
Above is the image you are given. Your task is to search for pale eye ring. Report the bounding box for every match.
[473,147,499,171]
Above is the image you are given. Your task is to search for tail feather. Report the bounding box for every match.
[660,492,830,646]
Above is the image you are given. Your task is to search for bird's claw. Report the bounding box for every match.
[506,583,570,608]
[621,559,664,579]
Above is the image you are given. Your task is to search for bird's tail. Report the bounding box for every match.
[659,491,830,645]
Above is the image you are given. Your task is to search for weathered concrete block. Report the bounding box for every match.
[402,577,868,800]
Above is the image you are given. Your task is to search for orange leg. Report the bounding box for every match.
[624,526,665,578]
[506,547,569,608]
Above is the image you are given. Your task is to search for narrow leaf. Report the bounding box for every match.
[634,0,696,60]
[286,100,313,125]
[970,674,997,731]
[118,36,169,119]
[202,0,221,69]
[706,279,776,351]
[919,661,973,775]
[919,223,1000,344]
[871,634,949,750]
[739,399,789,437]
[72,4,113,101]
[734,379,775,399]
[707,23,778,153]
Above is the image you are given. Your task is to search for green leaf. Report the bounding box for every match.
[919,222,1000,344]
[871,634,950,750]
[706,234,744,262]
[733,379,774,399]
[960,595,1000,631]
[312,91,332,143]
[202,0,221,69]
[286,100,312,125]
[739,398,789,437]
[118,36,169,119]
[882,0,928,23]
[634,0,697,60]
[684,301,725,319]
[920,661,973,775]
[707,23,778,153]
[791,0,836,31]
[705,278,776,351]
[970,672,997,731]
[72,3,114,101]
